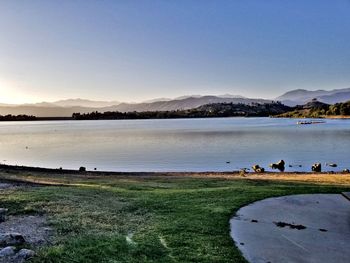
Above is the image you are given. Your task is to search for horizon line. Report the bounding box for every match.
[1,87,348,106]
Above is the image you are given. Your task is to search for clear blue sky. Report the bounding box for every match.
[1,0,350,103]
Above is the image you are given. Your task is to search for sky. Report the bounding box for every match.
[0,0,350,104]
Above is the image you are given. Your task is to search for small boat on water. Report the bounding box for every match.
[297,120,326,125]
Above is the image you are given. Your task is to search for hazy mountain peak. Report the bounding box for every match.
[52,98,120,108]
[2,88,350,117]
[0,95,271,117]
[218,94,247,99]
[276,87,350,106]
[141,98,172,103]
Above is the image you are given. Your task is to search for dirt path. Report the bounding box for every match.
[0,181,53,262]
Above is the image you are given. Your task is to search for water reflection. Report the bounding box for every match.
[0,118,349,172]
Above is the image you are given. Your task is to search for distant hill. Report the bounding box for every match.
[300,99,330,110]
[1,99,121,109]
[27,99,121,108]
[51,98,121,108]
[0,103,13,107]
[112,96,272,112]
[2,88,350,117]
[276,99,350,118]
[276,87,350,106]
[73,102,290,120]
[317,91,350,104]
[0,96,272,117]
[0,105,103,118]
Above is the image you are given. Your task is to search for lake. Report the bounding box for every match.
[0,118,349,172]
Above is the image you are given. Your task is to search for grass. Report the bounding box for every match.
[0,170,349,263]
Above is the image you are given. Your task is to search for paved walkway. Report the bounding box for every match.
[230,194,350,263]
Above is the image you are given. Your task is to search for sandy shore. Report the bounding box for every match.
[1,164,350,186]
[324,115,350,119]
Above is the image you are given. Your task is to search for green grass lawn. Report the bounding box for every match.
[0,171,349,263]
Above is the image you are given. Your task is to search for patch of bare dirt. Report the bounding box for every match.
[0,215,53,246]
[0,183,18,190]
[0,181,53,262]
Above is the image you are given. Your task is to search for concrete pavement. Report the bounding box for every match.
[230,194,350,263]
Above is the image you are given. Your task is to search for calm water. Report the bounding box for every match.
[0,118,349,172]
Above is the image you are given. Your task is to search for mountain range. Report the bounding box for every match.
[0,96,272,117]
[1,88,349,117]
[276,87,350,106]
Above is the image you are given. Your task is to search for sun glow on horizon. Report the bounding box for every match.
[0,78,43,105]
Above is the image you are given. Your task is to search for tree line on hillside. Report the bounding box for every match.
[327,101,350,115]
[277,99,350,118]
[0,114,37,121]
[2,100,349,121]
[72,102,291,120]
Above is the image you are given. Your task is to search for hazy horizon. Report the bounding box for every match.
[0,86,348,106]
[1,0,350,104]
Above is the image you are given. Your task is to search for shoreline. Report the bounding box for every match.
[0,163,348,176]
[323,115,350,119]
[0,115,350,122]
[1,164,350,188]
